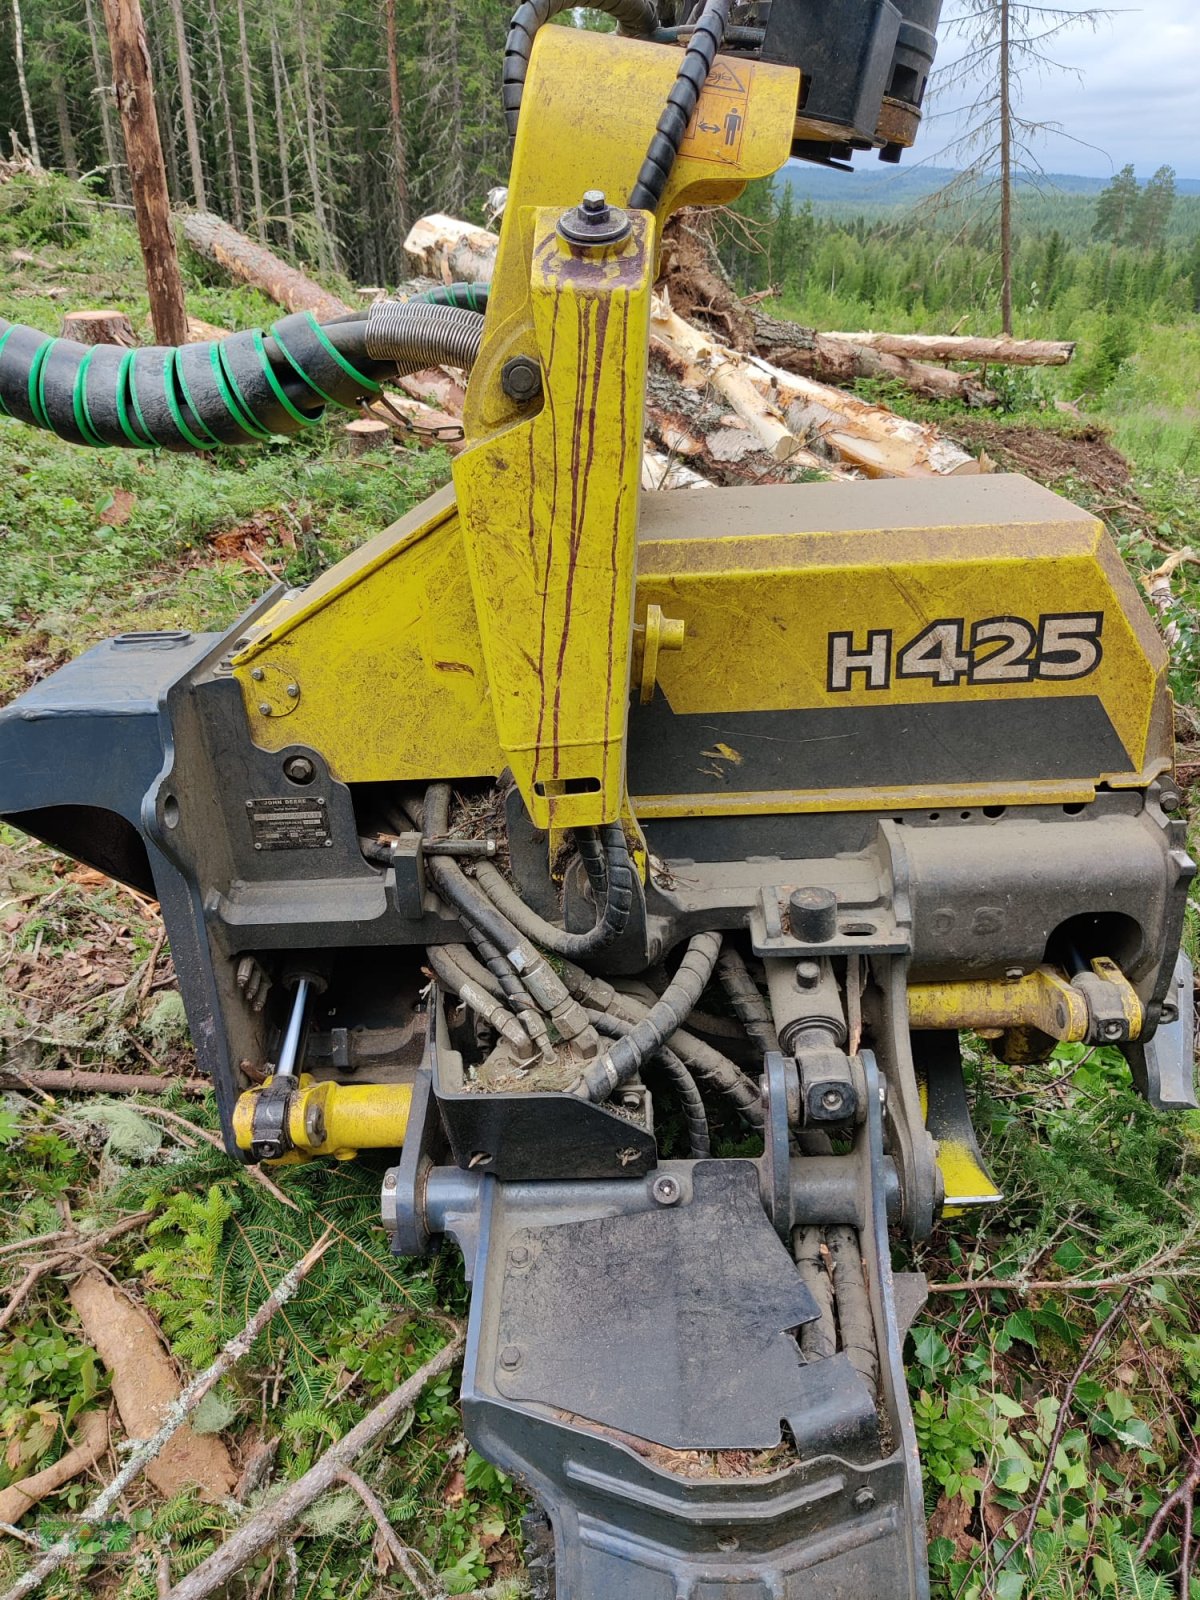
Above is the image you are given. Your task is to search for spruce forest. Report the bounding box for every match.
[0,2,1198,1599]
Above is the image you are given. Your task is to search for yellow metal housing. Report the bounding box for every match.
[233,1076,412,1160]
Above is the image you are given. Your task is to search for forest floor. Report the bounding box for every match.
[1,174,1199,1600]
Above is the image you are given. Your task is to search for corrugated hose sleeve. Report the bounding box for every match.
[588,1009,710,1157]
[363,301,484,370]
[472,822,633,959]
[575,931,722,1101]
[503,0,659,139]
[0,300,484,452]
[628,0,731,213]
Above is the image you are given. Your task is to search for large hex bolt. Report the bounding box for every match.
[557,188,632,248]
[501,355,542,404]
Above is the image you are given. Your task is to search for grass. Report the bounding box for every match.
[0,171,1198,1598]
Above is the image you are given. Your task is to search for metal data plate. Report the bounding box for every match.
[749,884,908,958]
[246,795,332,852]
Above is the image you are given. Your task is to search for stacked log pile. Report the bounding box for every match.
[180,207,1077,487]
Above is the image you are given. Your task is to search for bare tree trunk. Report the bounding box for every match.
[166,0,205,209]
[235,0,264,235]
[101,0,188,345]
[294,0,334,269]
[10,0,42,167]
[384,0,410,254]
[999,0,1013,335]
[146,1,181,202]
[83,0,126,200]
[206,0,244,230]
[51,67,79,177]
[270,27,294,251]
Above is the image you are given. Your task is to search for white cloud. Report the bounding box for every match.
[925,2,1200,177]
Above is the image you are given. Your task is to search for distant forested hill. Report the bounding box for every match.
[778,164,1200,244]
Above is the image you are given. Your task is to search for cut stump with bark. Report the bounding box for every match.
[60,309,137,346]
[342,418,392,456]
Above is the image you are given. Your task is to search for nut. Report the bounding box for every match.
[499,1344,523,1370]
[852,1487,876,1511]
[509,1244,530,1267]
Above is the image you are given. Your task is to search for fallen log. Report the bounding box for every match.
[403,212,498,285]
[652,302,979,478]
[651,302,801,462]
[0,1413,109,1527]
[179,211,352,321]
[763,356,982,477]
[827,331,1075,367]
[0,1066,207,1096]
[750,312,997,407]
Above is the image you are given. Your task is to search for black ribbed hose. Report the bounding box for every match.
[503,0,659,139]
[588,1009,710,1157]
[716,947,780,1057]
[472,823,633,959]
[574,931,722,1102]
[628,0,732,213]
[0,301,483,452]
[421,785,599,1056]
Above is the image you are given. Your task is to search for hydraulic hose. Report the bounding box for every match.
[472,823,633,959]
[426,944,537,1059]
[716,947,780,1057]
[628,0,732,213]
[574,931,721,1102]
[588,1009,710,1157]
[0,300,483,452]
[421,784,600,1057]
[503,0,659,139]
[554,954,765,1126]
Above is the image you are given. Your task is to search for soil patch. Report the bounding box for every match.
[947,418,1132,496]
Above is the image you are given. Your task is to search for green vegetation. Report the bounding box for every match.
[0,164,1198,1599]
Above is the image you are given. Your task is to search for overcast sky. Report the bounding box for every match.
[922,1,1200,179]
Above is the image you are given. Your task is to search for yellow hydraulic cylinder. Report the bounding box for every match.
[907,963,1142,1043]
[233,1076,412,1161]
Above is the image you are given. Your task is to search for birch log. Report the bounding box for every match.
[403,214,498,285]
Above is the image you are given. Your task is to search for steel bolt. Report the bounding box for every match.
[621,1091,642,1111]
[382,1171,397,1191]
[1004,966,1025,981]
[509,1244,530,1267]
[1161,790,1181,812]
[501,355,542,404]
[258,701,272,717]
[499,1344,523,1370]
[285,683,299,699]
[795,959,821,990]
[284,755,316,785]
[1103,1020,1123,1039]
[652,1174,681,1206]
[581,189,608,217]
[852,1487,875,1511]
[820,1087,845,1113]
[250,667,265,682]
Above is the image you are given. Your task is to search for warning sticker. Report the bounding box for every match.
[681,61,753,166]
[248,795,331,851]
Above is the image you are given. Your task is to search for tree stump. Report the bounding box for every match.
[342,418,392,456]
[60,309,138,346]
